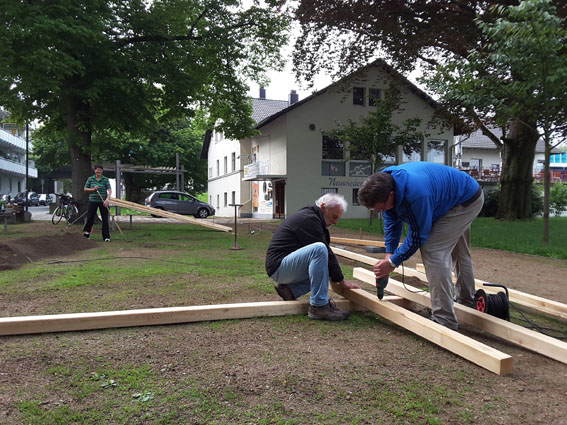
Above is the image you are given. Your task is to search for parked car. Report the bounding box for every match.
[144,191,215,218]
[14,192,40,206]
[39,193,56,206]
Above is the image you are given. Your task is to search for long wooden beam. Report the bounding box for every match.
[353,267,567,365]
[329,281,513,375]
[331,237,386,247]
[109,197,232,233]
[0,299,378,336]
[332,246,567,321]
[413,263,567,320]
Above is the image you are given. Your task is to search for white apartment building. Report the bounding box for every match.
[0,109,38,196]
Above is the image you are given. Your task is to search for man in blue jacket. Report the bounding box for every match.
[266,193,359,321]
[357,162,484,330]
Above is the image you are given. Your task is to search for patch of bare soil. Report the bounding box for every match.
[0,233,94,270]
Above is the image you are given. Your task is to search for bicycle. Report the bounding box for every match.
[52,194,80,225]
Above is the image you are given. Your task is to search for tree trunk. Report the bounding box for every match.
[496,120,539,220]
[542,130,551,245]
[124,173,147,204]
[64,97,92,215]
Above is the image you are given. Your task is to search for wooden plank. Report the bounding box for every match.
[329,280,513,375]
[332,246,567,320]
[353,267,567,365]
[331,237,387,247]
[413,263,567,321]
[109,197,232,232]
[0,299,365,336]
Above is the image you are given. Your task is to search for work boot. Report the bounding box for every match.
[308,299,350,321]
[275,284,296,301]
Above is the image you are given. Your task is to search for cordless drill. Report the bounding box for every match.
[376,275,389,300]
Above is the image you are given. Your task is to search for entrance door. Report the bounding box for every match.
[274,180,285,219]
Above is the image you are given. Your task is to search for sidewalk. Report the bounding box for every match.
[30,209,253,226]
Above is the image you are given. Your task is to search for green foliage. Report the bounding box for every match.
[326,84,427,172]
[0,0,289,194]
[550,183,567,216]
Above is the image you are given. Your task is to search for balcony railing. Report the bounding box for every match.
[0,157,38,178]
[0,128,26,151]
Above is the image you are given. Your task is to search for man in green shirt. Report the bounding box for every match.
[82,164,112,241]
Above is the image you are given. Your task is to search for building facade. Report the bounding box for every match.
[0,109,38,197]
[204,61,456,219]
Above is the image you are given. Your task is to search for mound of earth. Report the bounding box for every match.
[0,233,94,270]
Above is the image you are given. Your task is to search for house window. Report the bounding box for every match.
[352,189,360,206]
[231,191,236,205]
[210,195,213,205]
[322,135,343,159]
[353,87,365,105]
[224,192,227,207]
[231,152,236,172]
[402,140,422,163]
[216,160,220,176]
[208,167,213,178]
[224,156,227,174]
[322,161,345,176]
[427,140,446,164]
[368,88,382,106]
[321,188,338,195]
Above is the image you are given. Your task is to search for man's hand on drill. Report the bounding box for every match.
[374,256,395,279]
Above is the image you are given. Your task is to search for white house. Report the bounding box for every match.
[0,108,38,197]
[203,60,458,219]
[454,127,562,182]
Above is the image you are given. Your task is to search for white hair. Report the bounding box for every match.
[315,193,348,213]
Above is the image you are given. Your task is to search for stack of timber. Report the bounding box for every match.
[329,280,513,375]
[331,246,567,320]
[330,246,567,369]
[109,197,231,232]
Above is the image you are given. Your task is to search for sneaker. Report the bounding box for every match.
[308,299,350,321]
[275,284,296,301]
[104,238,110,242]
[83,232,90,239]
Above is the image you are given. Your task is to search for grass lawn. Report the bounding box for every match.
[336,216,567,259]
[0,221,566,424]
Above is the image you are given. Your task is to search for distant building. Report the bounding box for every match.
[455,127,562,183]
[0,108,38,197]
[203,60,457,219]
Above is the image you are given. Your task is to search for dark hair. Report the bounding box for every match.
[357,172,394,207]
[93,164,104,170]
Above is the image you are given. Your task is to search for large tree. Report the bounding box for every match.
[427,0,567,240]
[292,0,567,219]
[0,0,288,207]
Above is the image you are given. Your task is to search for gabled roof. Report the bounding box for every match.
[458,127,557,153]
[251,98,289,123]
[254,58,451,131]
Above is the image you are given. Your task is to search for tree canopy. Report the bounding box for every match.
[292,0,567,219]
[0,0,288,206]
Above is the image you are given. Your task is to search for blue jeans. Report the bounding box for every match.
[270,242,329,307]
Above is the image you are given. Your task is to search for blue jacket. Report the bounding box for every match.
[383,162,479,266]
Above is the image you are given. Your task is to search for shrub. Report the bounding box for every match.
[550,183,567,216]
[479,183,543,218]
